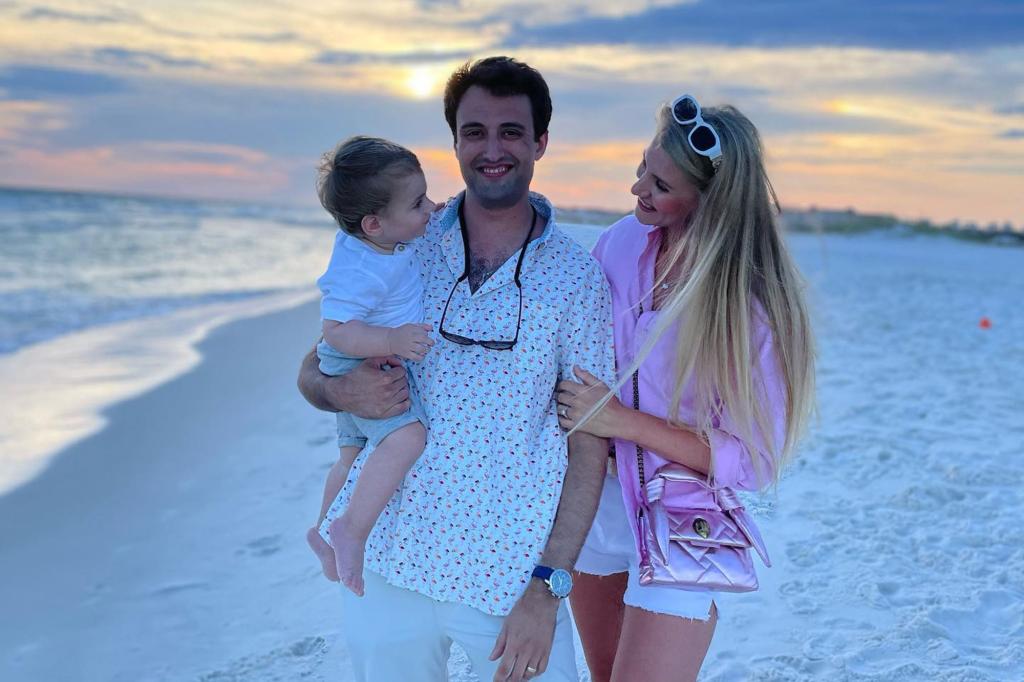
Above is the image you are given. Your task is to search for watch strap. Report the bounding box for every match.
[532,565,555,581]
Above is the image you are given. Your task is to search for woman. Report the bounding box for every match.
[557,95,815,681]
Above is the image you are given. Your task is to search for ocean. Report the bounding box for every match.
[0,187,335,354]
[0,187,606,495]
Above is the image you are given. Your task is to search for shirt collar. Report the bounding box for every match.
[436,191,558,296]
[435,191,557,240]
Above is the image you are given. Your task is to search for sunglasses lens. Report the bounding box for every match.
[673,97,698,123]
[690,125,717,153]
[481,341,515,351]
[441,331,474,346]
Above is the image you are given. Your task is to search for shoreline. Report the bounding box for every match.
[0,288,318,497]
[0,297,352,680]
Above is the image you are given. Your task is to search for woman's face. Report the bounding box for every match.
[631,143,700,232]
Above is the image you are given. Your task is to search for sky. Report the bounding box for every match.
[1,1,1022,226]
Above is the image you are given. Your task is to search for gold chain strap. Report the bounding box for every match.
[634,299,646,491]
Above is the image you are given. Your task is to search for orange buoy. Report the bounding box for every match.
[979,317,992,329]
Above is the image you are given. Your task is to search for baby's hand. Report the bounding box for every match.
[387,323,435,362]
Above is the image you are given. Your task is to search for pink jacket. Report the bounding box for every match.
[592,216,788,546]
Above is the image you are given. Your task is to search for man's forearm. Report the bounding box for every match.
[539,431,608,571]
[297,347,411,418]
[297,348,342,412]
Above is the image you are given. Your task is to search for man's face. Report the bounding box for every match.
[453,85,548,210]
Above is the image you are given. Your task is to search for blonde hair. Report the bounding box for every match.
[578,103,815,485]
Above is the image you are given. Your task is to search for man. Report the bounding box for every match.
[297,56,614,682]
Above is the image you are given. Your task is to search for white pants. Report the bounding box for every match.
[341,571,579,682]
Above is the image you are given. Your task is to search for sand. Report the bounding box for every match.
[1,230,1021,681]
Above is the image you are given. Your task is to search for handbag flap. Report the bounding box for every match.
[664,507,751,549]
[646,464,719,511]
[647,464,771,566]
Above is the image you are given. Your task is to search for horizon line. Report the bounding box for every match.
[0,182,1014,231]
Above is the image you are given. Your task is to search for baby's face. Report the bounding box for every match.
[378,171,433,244]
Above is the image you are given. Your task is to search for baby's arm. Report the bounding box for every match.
[323,319,434,362]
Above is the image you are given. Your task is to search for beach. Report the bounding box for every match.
[1,226,1022,681]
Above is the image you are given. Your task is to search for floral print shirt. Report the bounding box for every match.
[323,192,615,616]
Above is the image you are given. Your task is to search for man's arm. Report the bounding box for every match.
[489,430,607,681]
[296,346,411,418]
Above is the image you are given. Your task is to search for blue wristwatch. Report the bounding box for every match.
[532,565,573,598]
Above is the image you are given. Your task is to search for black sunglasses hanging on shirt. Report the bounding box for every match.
[437,200,537,351]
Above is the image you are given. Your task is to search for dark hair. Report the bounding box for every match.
[317,136,421,236]
[443,56,552,143]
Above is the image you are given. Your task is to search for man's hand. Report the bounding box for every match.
[387,323,435,362]
[489,581,559,681]
[297,348,410,418]
[338,356,410,418]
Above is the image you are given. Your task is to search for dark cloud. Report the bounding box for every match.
[505,0,1024,52]
[313,49,474,66]
[417,0,463,6]
[995,104,1024,115]
[225,31,303,44]
[998,129,1024,139]
[22,5,199,39]
[92,48,208,71]
[0,65,129,97]
[21,6,138,25]
[43,77,454,158]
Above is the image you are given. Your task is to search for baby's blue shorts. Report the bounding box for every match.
[316,340,427,450]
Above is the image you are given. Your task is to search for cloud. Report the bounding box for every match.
[312,49,476,66]
[224,31,303,44]
[92,48,209,71]
[505,0,1024,52]
[0,65,129,97]
[1,2,1020,225]
[29,75,454,157]
[0,141,290,200]
[20,6,138,25]
[0,100,69,141]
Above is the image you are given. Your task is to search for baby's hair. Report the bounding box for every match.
[317,136,422,236]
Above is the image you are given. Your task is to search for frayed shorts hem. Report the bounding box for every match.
[575,474,717,622]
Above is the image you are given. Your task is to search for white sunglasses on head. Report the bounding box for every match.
[671,94,722,172]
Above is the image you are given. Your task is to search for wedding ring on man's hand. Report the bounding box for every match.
[558,406,567,418]
[525,666,538,676]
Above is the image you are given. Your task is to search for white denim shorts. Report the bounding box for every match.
[575,473,717,621]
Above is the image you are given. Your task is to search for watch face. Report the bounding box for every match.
[548,569,573,598]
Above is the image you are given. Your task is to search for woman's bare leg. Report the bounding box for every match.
[610,602,718,682]
[569,571,628,682]
[307,446,361,582]
[329,422,426,596]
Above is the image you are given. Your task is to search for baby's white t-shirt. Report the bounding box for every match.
[316,231,423,329]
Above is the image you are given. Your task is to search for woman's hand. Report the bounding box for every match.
[556,366,626,438]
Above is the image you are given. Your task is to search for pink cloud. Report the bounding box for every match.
[0,141,289,199]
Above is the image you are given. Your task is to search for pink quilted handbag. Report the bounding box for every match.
[630,300,771,591]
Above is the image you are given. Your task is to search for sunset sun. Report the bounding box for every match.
[405,66,439,99]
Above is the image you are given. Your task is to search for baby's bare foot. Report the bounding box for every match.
[327,517,366,596]
[306,527,339,582]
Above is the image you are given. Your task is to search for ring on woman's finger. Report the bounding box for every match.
[558,406,567,418]
[525,665,538,676]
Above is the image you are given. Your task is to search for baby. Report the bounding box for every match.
[306,136,434,596]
